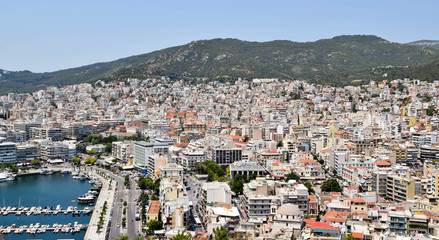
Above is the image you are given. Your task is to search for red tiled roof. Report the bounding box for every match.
[311,222,340,231]
[352,232,364,239]
[376,161,391,166]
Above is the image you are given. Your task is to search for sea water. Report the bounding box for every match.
[0,173,93,240]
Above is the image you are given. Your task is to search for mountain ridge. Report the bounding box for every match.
[1,35,439,94]
[407,40,439,50]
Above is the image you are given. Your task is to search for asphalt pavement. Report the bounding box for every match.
[96,168,141,240]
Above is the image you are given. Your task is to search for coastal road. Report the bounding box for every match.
[96,168,141,240]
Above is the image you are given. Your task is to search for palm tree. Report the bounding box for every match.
[170,231,192,240]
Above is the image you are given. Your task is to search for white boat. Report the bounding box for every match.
[0,172,14,182]
[77,194,95,203]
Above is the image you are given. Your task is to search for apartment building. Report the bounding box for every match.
[278,183,310,214]
[211,148,242,165]
[179,150,206,170]
[0,142,17,163]
[371,170,391,196]
[386,174,421,202]
[199,182,232,216]
[40,143,69,160]
[16,144,38,162]
[30,127,63,141]
[229,161,265,179]
[133,141,169,173]
[112,141,134,162]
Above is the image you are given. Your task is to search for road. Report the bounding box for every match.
[185,174,204,232]
[96,168,141,240]
[186,174,200,205]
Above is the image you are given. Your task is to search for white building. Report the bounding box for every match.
[0,142,17,163]
[199,182,232,215]
[160,163,184,179]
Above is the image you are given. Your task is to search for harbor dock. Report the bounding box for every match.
[0,222,87,235]
[0,206,93,216]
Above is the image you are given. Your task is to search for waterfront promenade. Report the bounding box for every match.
[84,170,114,240]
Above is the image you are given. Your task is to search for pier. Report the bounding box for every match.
[0,222,88,235]
[0,206,93,216]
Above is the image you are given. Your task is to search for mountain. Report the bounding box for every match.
[383,60,439,81]
[2,35,439,94]
[407,40,439,50]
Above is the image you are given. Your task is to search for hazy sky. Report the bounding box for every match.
[1,0,438,72]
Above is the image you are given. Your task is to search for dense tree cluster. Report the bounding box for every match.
[321,179,342,192]
[196,161,226,182]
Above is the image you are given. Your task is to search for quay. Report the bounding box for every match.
[15,168,72,177]
[84,169,114,240]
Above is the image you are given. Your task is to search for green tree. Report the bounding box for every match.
[197,161,225,182]
[77,145,86,154]
[30,159,40,165]
[248,173,257,181]
[285,171,300,182]
[114,236,128,240]
[170,231,192,240]
[304,181,315,194]
[105,142,112,153]
[121,217,126,227]
[277,141,283,148]
[321,179,342,192]
[426,105,437,116]
[213,226,229,240]
[72,157,81,165]
[10,165,18,173]
[243,135,249,142]
[146,219,163,235]
[345,235,354,240]
[124,175,130,186]
[229,174,244,195]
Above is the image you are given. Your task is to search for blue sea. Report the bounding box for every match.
[0,173,94,240]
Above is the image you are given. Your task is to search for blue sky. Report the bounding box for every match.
[1,0,438,72]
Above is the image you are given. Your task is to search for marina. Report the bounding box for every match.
[0,222,87,235]
[0,206,93,216]
[0,171,99,240]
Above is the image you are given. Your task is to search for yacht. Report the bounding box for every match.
[0,172,14,182]
[77,194,95,203]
